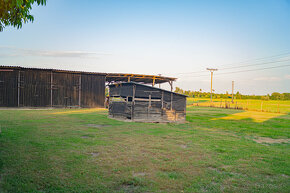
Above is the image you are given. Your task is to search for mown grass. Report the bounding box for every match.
[0,107,289,192]
[187,98,290,113]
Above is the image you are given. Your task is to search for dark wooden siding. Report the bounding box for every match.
[20,70,51,107]
[52,72,80,107]
[81,74,105,108]
[0,70,18,107]
[109,84,133,97]
[109,82,187,122]
[0,68,105,108]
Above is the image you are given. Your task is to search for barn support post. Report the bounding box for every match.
[184,98,186,118]
[170,93,173,110]
[161,91,164,109]
[17,70,20,107]
[131,84,136,120]
[169,81,173,92]
[50,71,53,107]
[161,91,164,116]
[78,74,82,108]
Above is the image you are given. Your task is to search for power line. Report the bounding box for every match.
[166,51,290,75]
[179,64,290,78]
[217,51,290,67]
[172,57,290,76]
[216,64,290,76]
[219,58,290,70]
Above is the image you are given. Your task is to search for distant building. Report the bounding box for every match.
[109,82,187,122]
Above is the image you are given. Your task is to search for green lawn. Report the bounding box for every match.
[0,107,289,192]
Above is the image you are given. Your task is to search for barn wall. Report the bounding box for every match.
[0,68,105,108]
[109,83,187,122]
[20,70,51,107]
[81,74,105,108]
[0,70,18,107]
[109,101,132,119]
[109,84,133,97]
[52,72,80,107]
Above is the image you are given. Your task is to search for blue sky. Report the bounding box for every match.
[0,0,290,94]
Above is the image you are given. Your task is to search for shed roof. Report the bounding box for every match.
[106,73,176,84]
[0,66,176,84]
[109,82,188,97]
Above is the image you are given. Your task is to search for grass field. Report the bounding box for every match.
[187,98,290,114]
[0,107,289,192]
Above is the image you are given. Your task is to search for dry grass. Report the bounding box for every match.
[212,111,285,122]
[188,98,290,114]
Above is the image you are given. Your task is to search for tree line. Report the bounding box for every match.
[174,87,290,100]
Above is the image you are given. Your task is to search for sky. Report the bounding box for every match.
[0,0,290,95]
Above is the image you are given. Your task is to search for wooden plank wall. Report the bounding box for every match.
[109,83,187,122]
[0,69,105,108]
[20,70,51,107]
[52,72,79,107]
[81,74,105,108]
[0,70,18,107]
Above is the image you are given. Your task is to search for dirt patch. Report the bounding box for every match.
[281,174,289,178]
[90,152,99,157]
[253,137,289,144]
[81,135,90,138]
[118,184,139,193]
[208,167,220,173]
[87,124,109,128]
[179,144,188,149]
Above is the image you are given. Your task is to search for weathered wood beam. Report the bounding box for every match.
[78,74,81,108]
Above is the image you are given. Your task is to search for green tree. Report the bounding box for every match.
[0,0,46,31]
[283,93,290,100]
[271,92,282,100]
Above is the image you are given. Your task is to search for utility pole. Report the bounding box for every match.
[231,81,234,103]
[206,68,218,102]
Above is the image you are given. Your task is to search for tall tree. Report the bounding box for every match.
[0,0,46,31]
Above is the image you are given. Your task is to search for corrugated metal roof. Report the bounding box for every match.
[0,65,176,84]
[109,82,188,97]
[0,65,107,75]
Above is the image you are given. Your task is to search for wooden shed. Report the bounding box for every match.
[108,82,187,122]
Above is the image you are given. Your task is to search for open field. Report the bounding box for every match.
[187,98,290,114]
[0,107,289,192]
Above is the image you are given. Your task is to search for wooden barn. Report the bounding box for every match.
[0,66,106,108]
[0,66,178,109]
[108,82,187,122]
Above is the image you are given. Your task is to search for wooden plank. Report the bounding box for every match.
[50,71,53,107]
[78,74,81,108]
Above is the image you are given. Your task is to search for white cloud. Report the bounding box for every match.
[0,46,111,58]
